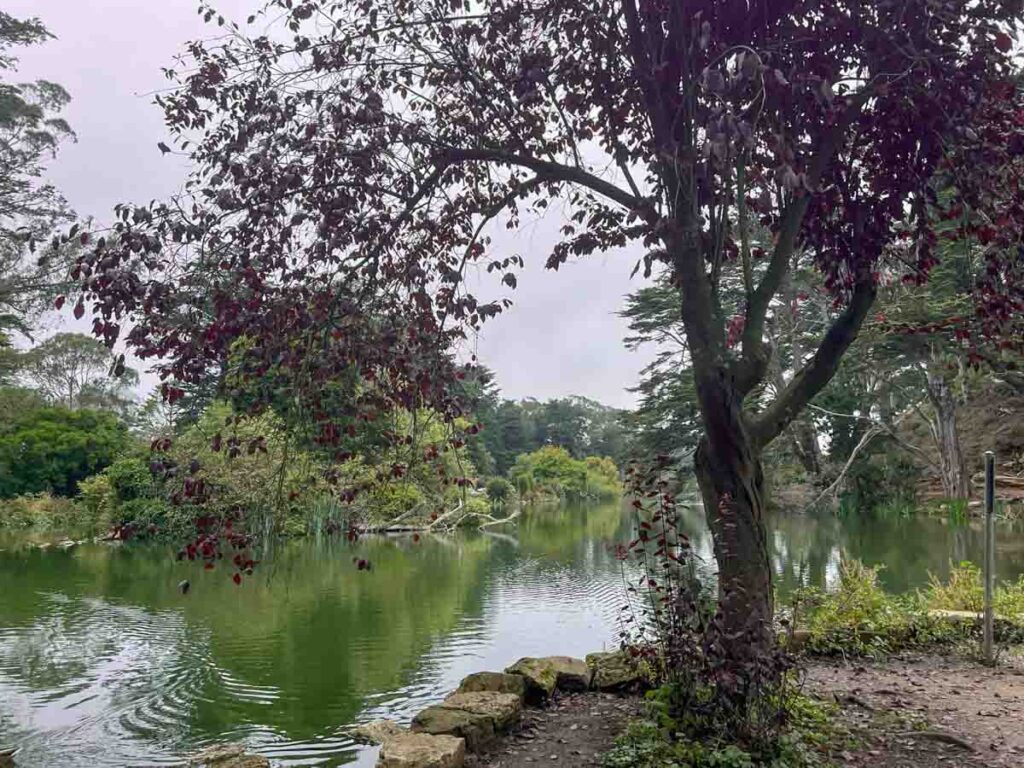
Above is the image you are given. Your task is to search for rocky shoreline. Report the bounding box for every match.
[351,651,645,768]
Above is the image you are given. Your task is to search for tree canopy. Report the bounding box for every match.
[72,0,1024,658]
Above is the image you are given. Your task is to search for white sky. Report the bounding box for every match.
[8,0,654,409]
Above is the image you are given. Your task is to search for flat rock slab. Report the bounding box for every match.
[457,672,526,701]
[585,651,641,691]
[414,692,522,751]
[378,732,465,768]
[443,692,522,730]
[413,706,496,752]
[187,744,270,768]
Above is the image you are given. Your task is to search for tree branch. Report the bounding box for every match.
[750,278,877,449]
[735,91,872,396]
[438,147,652,218]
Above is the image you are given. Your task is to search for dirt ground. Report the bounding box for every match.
[806,651,1024,767]
[468,691,643,768]
[465,651,1024,768]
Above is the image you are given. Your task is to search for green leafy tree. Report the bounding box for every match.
[0,13,75,337]
[0,406,129,497]
[21,332,138,413]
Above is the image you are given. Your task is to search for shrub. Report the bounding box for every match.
[485,476,513,503]
[603,691,833,768]
[618,458,794,757]
[510,446,621,502]
[790,560,965,656]
[925,562,1024,621]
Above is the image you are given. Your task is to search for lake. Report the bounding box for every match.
[2,502,1024,767]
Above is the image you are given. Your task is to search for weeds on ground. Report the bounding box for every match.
[603,689,840,768]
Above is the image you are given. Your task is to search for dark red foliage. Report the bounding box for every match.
[67,1,1023,605]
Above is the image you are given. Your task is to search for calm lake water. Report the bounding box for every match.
[3,502,1024,767]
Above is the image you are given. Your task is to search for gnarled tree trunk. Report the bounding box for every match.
[692,370,774,655]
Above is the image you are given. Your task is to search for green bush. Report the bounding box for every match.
[485,476,513,503]
[790,560,965,656]
[925,561,1024,621]
[0,407,130,498]
[838,446,918,512]
[510,446,621,502]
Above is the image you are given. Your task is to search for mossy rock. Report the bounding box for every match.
[378,732,465,768]
[548,655,591,691]
[442,691,522,730]
[505,657,558,699]
[585,651,641,691]
[412,705,496,751]
[456,671,526,701]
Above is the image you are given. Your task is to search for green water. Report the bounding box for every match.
[1,503,1024,766]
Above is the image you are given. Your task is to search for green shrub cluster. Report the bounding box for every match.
[924,561,1024,621]
[509,446,620,503]
[787,560,1024,656]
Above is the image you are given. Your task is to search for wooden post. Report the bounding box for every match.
[983,450,995,666]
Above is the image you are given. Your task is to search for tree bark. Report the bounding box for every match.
[926,371,969,499]
[692,371,774,656]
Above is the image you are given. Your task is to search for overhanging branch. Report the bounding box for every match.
[750,278,877,449]
[438,147,654,219]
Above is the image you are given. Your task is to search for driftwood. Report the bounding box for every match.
[358,499,520,534]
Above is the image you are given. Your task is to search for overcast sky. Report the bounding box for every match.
[9,0,655,409]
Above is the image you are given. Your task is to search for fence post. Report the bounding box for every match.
[983,450,996,666]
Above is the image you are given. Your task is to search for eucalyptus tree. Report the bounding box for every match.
[72,0,1024,663]
[0,13,75,335]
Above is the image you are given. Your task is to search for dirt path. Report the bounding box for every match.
[467,691,642,768]
[807,651,1024,767]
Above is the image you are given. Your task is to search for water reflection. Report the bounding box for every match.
[2,503,1024,766]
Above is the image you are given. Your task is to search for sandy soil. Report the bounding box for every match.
[807,651,1024,767]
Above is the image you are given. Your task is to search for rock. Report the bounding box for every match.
[505,656,590,697]
[377,732,465,768]
[412,691,521,751]
[187,743,270,768]
[546,656,591,692]
[412,706,495,751]
[505,658,559,699]
[353,719,405,745]
[442,692,522,730]
[585,651,640,691]
[456,671,527,700]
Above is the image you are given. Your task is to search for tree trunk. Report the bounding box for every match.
[790,417,822,476]
[926,371,969,499]
[692,371,774,658]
